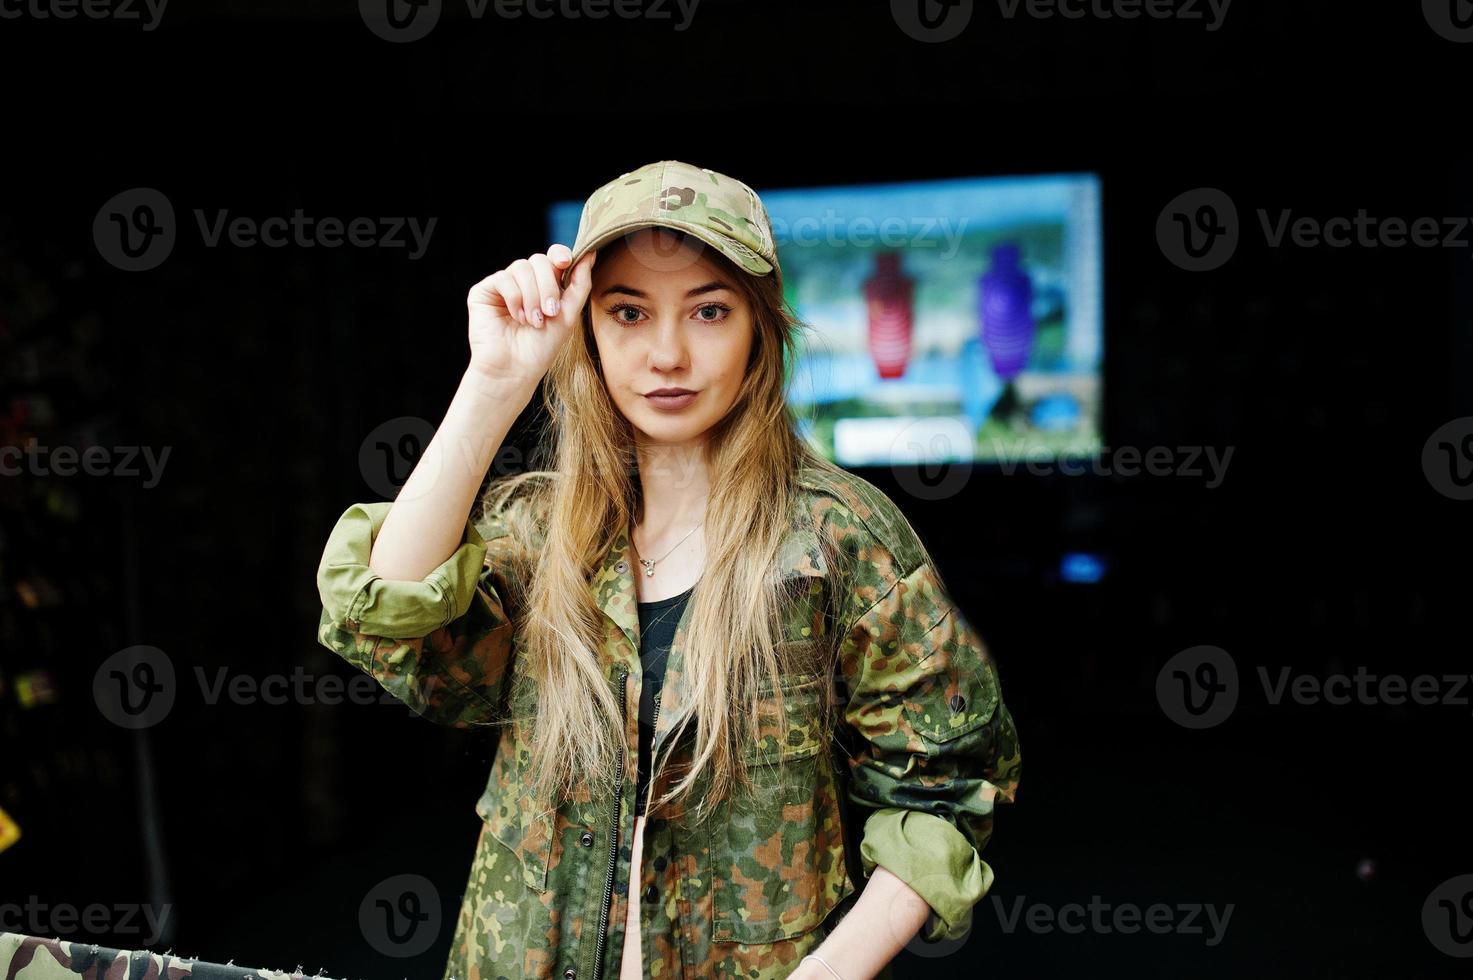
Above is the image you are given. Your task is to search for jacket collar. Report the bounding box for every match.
[588,515,830,767]
[588,524,642,658]
[588,517,829,651]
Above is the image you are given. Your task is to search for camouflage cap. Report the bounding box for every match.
[560,160,778,289]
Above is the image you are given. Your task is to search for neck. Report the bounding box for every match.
[634,439,710,535]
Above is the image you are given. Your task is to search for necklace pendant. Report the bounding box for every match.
[639,559,656,577]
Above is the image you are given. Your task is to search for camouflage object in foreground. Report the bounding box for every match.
[0,933,338,980]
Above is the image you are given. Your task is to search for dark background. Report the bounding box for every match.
[2,1,1471,977]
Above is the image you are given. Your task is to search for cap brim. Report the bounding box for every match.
[558,219,774,290]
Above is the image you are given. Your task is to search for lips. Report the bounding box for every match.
[644,389,699,412]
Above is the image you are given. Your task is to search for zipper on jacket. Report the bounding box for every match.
[651,689,662,754]
[644,689,663,818]
[592,668,628,980]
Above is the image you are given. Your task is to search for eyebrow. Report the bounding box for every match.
[597,280,734,300]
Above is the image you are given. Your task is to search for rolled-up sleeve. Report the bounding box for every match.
[838,557,1022,943]
[314,501,520,727]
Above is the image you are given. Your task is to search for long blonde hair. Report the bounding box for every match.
[474,231,856,823]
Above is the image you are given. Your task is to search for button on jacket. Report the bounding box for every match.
[314,465,1021,980]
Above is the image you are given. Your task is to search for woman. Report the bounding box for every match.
[315,160,1021,980]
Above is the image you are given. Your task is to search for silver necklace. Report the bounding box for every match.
[634,521,704,578]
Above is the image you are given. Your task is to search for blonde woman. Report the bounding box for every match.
[315,160,1021,980]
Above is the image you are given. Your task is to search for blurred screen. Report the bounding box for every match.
[549,170,1103,466]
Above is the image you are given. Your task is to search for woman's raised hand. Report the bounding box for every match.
[466,244,596,387]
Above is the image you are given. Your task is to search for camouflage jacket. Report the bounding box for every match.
[314,466,1021,980]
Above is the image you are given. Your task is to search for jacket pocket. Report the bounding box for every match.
[903,631,1001,746]
[710,669,856,944]
[475,721,556,893]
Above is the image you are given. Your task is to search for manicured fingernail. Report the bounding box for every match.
[545,297,559,316]
[532,309,543,324]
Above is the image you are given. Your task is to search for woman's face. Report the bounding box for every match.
[589,228,755,449]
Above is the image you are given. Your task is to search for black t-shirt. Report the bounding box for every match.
[635,583,694,817]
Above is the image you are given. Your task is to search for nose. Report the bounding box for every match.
[646,315,690,372]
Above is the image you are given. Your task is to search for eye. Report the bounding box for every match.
[606,302,643,324]
[696,302,733,323]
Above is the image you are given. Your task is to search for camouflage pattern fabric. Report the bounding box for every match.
[315,464,1022,980]
[0,933,334,979]
[559,160,779,290]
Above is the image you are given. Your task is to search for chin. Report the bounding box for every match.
[633,412,710,445]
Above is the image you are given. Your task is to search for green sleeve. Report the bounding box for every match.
[859,808,994,942]
[314,501,519,727]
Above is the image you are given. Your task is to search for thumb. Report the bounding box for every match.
[557,249,597,322]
